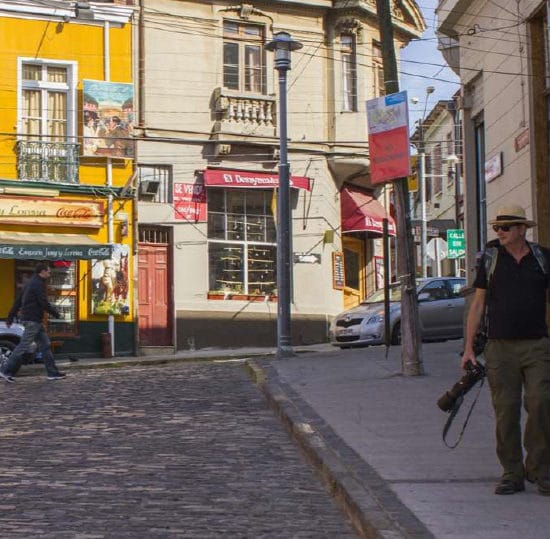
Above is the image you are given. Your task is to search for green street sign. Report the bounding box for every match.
[447,229,465,259]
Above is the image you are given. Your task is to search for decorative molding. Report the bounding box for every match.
[335,17,362,36]
[218,3,273,24]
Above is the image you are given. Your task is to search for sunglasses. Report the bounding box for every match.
[492,224,516,232]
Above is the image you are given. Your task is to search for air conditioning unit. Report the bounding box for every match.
[139,179,160,196]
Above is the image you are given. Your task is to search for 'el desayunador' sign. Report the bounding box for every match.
[0,196,104,228]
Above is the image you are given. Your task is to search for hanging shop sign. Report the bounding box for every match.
[174,182,207,222]
[0,196,104,228]
[366,91,411,184]
[204,169,311,191]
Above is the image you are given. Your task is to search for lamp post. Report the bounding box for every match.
[266,32,303,359]
[418,85,435,278]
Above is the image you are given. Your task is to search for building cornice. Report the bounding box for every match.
[0,1,134,24]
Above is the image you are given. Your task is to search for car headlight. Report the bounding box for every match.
[365,314,383,325]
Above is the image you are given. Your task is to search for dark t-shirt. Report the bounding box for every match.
[473,244,550,339]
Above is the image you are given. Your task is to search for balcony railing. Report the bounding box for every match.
[16,140,80,184]
[212,88,277,138]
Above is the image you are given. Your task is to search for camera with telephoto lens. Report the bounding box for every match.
[437,360,486,412]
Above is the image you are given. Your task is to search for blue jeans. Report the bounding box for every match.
[1,321,59,377]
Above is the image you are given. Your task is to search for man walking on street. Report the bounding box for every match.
[463,205,550,496]
[0,262,66,383]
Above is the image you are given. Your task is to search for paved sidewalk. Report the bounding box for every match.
[247,341,550,538]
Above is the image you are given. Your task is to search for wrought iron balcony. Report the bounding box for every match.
[16,140,80,184]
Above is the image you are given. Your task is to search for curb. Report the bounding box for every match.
[244,359,435,539]
[12,352,272,377]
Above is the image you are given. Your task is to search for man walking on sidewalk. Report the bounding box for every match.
[0,262,66,383]
[462,205,550,496]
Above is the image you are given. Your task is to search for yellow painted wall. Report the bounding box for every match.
[0,16,133,186]
[0,13,135,326]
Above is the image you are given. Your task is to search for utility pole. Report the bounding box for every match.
[375,0,423,375]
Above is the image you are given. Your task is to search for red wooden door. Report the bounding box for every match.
[138,243,171,346]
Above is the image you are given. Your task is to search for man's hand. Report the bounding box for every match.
[461,347,478,369]
[5,319,12,328]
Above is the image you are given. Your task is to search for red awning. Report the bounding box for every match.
[203,169,311,191]
[341,185,396,236]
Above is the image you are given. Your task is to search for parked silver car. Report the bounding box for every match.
[0,321,26,358]
[329,277,466,348]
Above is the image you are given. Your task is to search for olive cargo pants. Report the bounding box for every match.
[485,338,550,481]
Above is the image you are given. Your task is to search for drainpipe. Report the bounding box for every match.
[104,19,115,357]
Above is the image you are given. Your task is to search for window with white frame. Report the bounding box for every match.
[208,189,277,296]
[341,34,357,111]
[19,60,76,141]
[372,42,385,97]
[223,21,265,93]
[138,165,173,203]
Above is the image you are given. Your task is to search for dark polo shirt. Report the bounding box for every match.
[473,244,550,339]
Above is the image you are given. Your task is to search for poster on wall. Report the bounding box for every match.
[375,256,384,290]
[91,243,130,315]
[174,182,207,222]
[83,80,134,159]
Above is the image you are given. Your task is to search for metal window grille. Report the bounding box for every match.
[16,140,80,183]
[138,165,172,203]
[139,226,170,244]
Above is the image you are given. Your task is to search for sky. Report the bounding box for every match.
[400,0,460,129]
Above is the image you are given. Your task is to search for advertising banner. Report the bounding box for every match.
[83,80,134,159]
[91,244,130,315]
[174,182,207,222]
[367,91,411,184]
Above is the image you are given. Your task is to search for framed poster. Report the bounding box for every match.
[91,244,130,315]
[332,251,345,290]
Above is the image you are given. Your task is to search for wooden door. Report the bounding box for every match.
[138,243,171,346]
[343,237,365,310]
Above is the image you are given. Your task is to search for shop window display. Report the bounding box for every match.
[14,260,77,336]
[208,188,276,298]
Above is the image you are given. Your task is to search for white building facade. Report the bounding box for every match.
[437,0,550,281]
[135,0,425,350]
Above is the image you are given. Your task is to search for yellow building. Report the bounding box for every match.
[0,1,136,358]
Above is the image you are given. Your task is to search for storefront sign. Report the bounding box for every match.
[173,182,207,222]
[0,244,112,260]
[0,196,104,228]
[204,169,311,191]
[332,251,345,290]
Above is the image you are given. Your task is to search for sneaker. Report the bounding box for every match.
[0,371,16,383]
[47,372,67,381]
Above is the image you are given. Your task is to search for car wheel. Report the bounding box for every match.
[0,340,16,358]
[391,322,401,345]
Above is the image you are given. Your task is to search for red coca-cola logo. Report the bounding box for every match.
[56,207,94,219]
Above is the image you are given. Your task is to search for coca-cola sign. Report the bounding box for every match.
[0,196,104,227]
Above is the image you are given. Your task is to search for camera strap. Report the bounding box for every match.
[442,378,485,449]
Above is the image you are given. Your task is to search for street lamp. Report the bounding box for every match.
[266,32,303,359]
[418,85,435,278]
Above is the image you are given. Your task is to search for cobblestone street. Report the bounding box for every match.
[0,362,355,538]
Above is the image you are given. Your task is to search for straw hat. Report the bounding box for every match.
[489,204,536,228]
